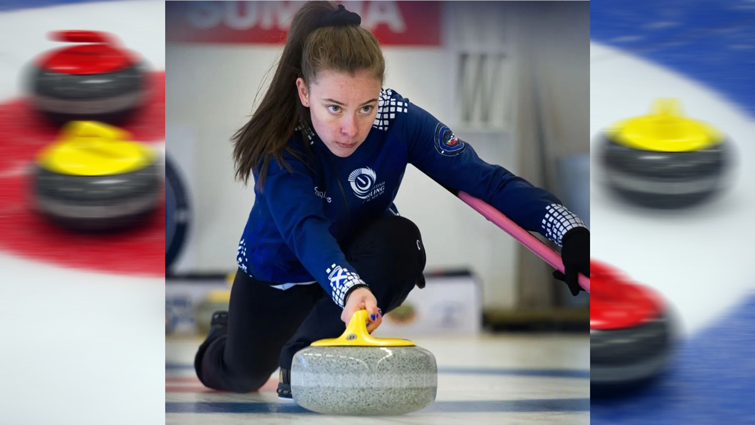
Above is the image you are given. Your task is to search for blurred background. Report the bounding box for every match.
[0,1,165,425]
[590,0,755,422]
[165,1,590,422]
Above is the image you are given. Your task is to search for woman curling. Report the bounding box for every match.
[194,1,590,398]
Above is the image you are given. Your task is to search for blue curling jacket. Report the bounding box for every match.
[237,88,586,307]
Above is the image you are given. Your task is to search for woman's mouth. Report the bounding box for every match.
[335,141,357,149]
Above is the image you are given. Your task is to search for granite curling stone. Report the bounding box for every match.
[32,121,161,231]
[29,30,148,124]
[590,260,674,395]
[291,309,437,415]
[599,98,731,208]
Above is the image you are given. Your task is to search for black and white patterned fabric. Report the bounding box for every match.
[236,239,248,273]
[294,124,316,145]
[542,204,587,247]
[326,263,366,307]
[373,88,408,131]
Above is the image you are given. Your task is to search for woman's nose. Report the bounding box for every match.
[340,114,359,138]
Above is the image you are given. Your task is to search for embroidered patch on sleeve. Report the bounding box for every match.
[326,263,366,307]
[434,122,466,156]
[542,204,587,247]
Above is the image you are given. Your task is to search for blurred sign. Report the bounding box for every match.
[166,277,229,334]
[372,272,482,337]
[457,53,512,130]
[166,1,441,46]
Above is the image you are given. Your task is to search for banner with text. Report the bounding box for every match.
[166,1,442,46]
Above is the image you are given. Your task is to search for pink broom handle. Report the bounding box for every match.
[458,191,590,293]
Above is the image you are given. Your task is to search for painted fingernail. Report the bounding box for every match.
[370,314,376,321]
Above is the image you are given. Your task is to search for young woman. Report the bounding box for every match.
[194,1,590,398]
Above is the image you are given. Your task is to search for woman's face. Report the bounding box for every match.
[296,69,381,158]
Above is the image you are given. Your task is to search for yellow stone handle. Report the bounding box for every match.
[36,121,156,176]
[60,121,132,156]
[607,98,723,152]
[62,120,129,141]
[651,98,682,117]
[310,309,416,347]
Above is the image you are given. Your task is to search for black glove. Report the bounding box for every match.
[553,227,589,296]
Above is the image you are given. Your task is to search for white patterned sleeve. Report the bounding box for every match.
[542,204,587,247]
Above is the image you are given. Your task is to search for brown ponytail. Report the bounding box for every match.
[232,1,385,189]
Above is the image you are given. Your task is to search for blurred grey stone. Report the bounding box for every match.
[33,161,161,231]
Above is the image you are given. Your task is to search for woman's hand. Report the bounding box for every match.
[554,227,590,296]
[342,287,382,333]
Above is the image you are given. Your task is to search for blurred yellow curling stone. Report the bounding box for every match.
[598,98,733,208]
[32,121,161,231]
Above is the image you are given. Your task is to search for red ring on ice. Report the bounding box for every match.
[0,72,165,277]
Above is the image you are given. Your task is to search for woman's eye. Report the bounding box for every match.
[328,105,341,113]
[361,105,374,114]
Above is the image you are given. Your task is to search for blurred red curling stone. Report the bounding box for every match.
[28,30,149,124]
[590,259,674,394]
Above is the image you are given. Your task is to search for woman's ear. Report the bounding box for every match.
[296,77,309,107]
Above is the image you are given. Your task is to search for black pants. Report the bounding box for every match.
[194,215,426,393]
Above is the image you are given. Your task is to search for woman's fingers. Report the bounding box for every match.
[340,289,383,332]
[340,305,355,325]
[365,297,379,320]
[366,311,383,333]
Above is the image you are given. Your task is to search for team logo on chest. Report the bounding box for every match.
[348,167,385,201]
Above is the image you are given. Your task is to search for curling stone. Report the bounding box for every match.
[291,310,437,415]
[590,260,674,394]
[29,30,148,124]
[599,99,731,208]
[32,121,161,231]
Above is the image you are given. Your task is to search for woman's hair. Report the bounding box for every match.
[232,1,385,188]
